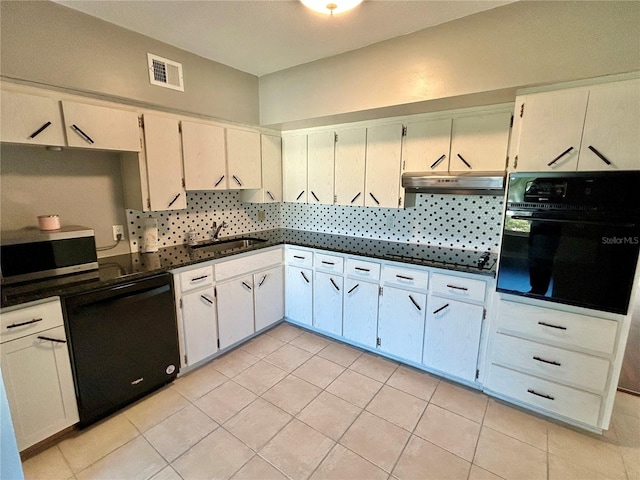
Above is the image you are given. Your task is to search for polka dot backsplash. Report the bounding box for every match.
[125,191,503,253]
[282,194,503,252]
[125,191,280,252]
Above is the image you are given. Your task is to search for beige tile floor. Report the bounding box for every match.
[21,322,640,480]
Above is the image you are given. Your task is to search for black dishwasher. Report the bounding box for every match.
[62,273,180,427]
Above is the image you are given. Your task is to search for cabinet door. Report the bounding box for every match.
[516,89,588,172]
[343,279,378,349]
[403,118,452,173]
[240,134,283,204]
[378,287,426,363]
[307,131,335,204]
[313,272,343,336]
[1,91,65,146]
[450,112,511,172]
[181,121,227,190]
[226,128,262,189]
[335,127,367,206]
[285,266,313,326]
[423,297,483,382]
[283,134,308,203]
[254,266,284,331]
[578,80,640,171]
[61,100,140,151]
[143,114,186,211]
[365,124,403,208]
[217,276,255,349]
[1,326,78,451]
[181,287,218,366]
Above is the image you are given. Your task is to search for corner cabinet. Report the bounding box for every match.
[512,78,640,172]
[0,298,79,451]
[241,134,283,204]
[0,90,66,147]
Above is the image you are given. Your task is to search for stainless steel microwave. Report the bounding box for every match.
[0,226,98,284]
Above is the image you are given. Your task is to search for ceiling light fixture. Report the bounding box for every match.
[301,0,363,15]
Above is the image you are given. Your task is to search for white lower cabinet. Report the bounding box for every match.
[313,272,343,336]
[217,275,255,350]
[181,287,218,366]
[377,286,426,364]
[0,299,78,451]
[254,266,284,331]
[342,279,379,349]
[423,296,483,382]
[285,266,313,326]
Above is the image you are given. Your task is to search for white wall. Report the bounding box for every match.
[260,1,640,128]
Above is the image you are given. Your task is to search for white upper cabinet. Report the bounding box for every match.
[449,112,511,172]
[403,118,452,173]
[334,127,367,206]
[307,130,336,205]
[365,123,404,208]
[1,90,65,147]
[142,114,186,211]
[61,100,140,152]
[283,134,308,203]
[181,121,227,190]
[577,80,640,171]
[241,134,283,204]
[226,128,262,189]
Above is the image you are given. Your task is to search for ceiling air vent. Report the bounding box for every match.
[147,53,184,92]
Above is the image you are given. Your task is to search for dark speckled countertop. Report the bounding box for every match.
[1,229,497,308]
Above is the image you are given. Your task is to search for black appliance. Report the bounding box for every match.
[497,171,640,315]
[62,273,179,427]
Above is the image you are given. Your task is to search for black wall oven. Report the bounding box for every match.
[497,171,640,315]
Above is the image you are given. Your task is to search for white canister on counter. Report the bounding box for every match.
[142,217,159,253]
[37,215,61,231]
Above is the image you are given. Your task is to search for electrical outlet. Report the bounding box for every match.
[258,210,266,222]
[112,225,125,241]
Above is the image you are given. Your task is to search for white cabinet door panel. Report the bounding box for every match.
[423,297,483,382]
[364,124,403,208]
[226,128,262,189]
[313,272,343,336]
[285,266,313,326]
[242,134,283,203]
[182,121,227,190]
[283,134,308,203]
[335,127,367,206]
[307,131,335,205]
[403,118,452,173]
[450,112,511,173]
[378,286,426,363]
[254,266,284,331]
[217,276,255,349]
[1,91,65,146]
[343,279,378,349]
[181,287,218,365]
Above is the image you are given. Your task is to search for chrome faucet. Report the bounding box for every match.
[211,221,228,241]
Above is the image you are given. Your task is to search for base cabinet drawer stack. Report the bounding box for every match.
[0,298,79,451]
[486,299,617,429]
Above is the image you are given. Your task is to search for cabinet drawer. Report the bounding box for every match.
[314,252,344,273]
[1,299,64,343]
[488,365,602,427]
[179,265,214,292]
[381,265,428,291]
[286,248,313,268]
[345,258,381,281]
[493,334,610,392]
[497,301,618,355]
[216,248,283,281]
[431,273,486,303]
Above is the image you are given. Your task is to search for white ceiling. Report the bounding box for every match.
[53,0,515,77]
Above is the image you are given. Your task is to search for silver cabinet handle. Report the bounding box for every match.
[29,121,52,139]
[433,303,449,315]
[71,124,94,144]
[258,274,267,287]
[547,147,574,167]
[430,154,446,169]
[330,278,340,291]
[214,175,225,187]
[200,295,214,305]
[408,295,421,311]
[242,281,252,290]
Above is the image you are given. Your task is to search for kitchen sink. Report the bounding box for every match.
[190,237,266,253]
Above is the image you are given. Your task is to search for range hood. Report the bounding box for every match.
[403,171,506,195]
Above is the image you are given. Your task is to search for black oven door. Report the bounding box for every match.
[497,211,640,314]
